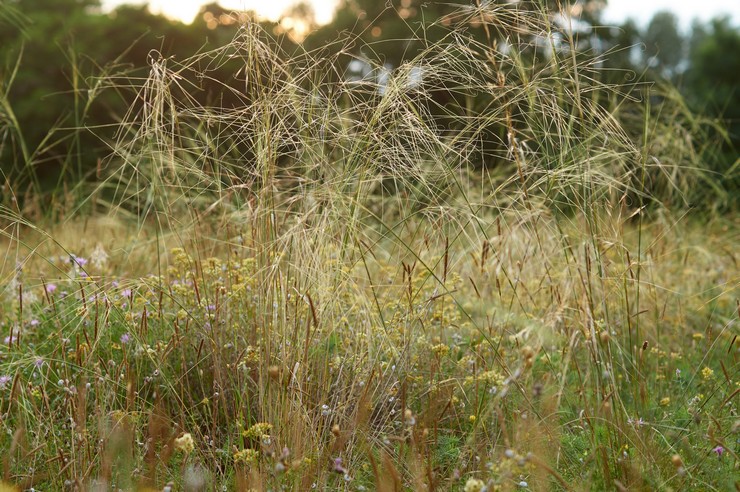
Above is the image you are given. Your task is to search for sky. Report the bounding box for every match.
[600,0,739,30]
[102,0,340,25]
[101,0,739,30]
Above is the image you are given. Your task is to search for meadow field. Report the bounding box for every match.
[0,6,738,491]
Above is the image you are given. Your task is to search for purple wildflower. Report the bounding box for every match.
[45,283,57,294]
[120,333,131,345]
[713,446,724,457]
[0,375,11,389]
[71,255,88,267]
[333,457,346,474]
[34,358,44,369]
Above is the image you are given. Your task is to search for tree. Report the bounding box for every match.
[683,16,739,200]
[0,0,209,194]
[643,11,683,79]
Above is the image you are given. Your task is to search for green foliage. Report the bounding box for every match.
[0,0,295,204]
[683,16,740,204]
[644,11,683,79]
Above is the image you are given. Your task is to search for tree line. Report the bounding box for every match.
[0,0,737,206]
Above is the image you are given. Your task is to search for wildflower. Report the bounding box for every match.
[90,244,109,269]
[71,255,88,268]
[464,477,486,492]
[404,408,416,426]
[34,358,43,369]
[174,433,195,454]
[242,422,272,440]
[120,333,131,345]
[659,397,671,407]
[0,376,11,389]
[233,448,259,464]
[701,367,714,380]
[431,343,450,357]
[333,457,346,474]
[688,394,704,410]
[4,323,20,345]
[45,283,57,294]
[713,445,724,457]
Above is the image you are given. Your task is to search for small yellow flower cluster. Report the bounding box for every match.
[233,448,259,464]
[202,257,223,277]
[650,347,668,358]
[431,343,450,357]
[170,248,193,270]
[464,477,486,492]
[701,366,714,380]
[242,422,272,440]
[174,432,195,454]
[244,345,261,363]
[465,370,505,387]
[172,283,192,297]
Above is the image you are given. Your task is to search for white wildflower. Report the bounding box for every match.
[91,243,109,269]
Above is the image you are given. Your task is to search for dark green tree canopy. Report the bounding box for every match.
[644,10,683,78]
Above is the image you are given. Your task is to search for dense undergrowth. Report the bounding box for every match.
[0,3,738,491]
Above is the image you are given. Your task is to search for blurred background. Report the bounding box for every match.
[1,0,737,207]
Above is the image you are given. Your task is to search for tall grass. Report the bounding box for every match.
[1,3,738,490]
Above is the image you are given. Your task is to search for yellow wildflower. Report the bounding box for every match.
[464,478,485,492]
[174,433,195,454]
